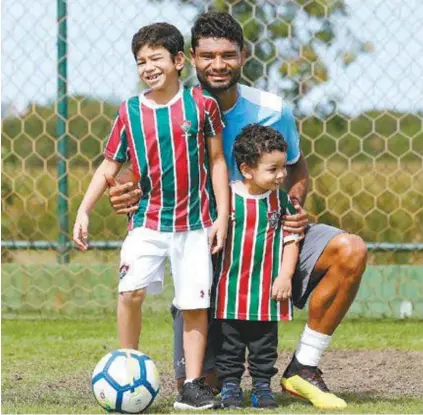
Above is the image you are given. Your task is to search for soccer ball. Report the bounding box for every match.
[91,349,160,413]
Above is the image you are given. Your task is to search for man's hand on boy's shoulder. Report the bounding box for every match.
[282,199,309,238]
[105,172,141,215]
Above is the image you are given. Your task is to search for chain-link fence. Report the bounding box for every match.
[2,0,423,317]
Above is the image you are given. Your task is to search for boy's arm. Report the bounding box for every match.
[73,158,122,250]
[207,132,230,254]
[272,240,300,302]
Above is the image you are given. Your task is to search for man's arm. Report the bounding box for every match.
[283,153,310,234]
[285,153,309,207]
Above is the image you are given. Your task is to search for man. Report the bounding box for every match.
[107,11,367,410]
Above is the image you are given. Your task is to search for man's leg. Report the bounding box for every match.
[307,233,367,334]
[282,225,367,409]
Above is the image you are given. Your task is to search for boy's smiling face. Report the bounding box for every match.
[136,45,184,91]
[241,151,288,193]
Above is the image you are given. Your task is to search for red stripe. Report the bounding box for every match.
[279,299,290,320]
[170,100,189,230]
[216,193,234,319]
[192,87,212,226]
[237,199,257,319]
[141,104,161,230]
[104,103,126,159]
[260,191,279,320]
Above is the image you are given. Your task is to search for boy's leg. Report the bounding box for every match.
[246,320,278,408]
[118,227,167,350]
[171,304,219,392]
[171,229,215,410]
[215,320,245,409]
[118,289,146,349]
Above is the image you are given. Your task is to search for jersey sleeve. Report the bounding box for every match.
[281,191,301,243]
[203,94,225,138]
[276,105,300,165]
[103,103,130,163]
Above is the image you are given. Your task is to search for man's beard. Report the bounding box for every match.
[196,68,241,94]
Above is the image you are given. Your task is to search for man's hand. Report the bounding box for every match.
[105,173,141,215]
[282,201,309,238]
[271,276,292,302]
[208,216,228,255]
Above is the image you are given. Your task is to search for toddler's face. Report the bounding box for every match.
[248,151,287,192]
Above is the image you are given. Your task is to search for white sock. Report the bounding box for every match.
[295,324,332,367]
[184,379,194,384]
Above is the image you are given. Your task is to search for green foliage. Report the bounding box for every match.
[180,0,371,108]
[2,98,423,252]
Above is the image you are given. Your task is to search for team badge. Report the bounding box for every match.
[180,120,191,133]
[119,264,130,280]
[268,210,281,229]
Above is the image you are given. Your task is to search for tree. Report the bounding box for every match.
[179,0,372,113]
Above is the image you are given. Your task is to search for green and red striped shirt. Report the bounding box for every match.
[213,182,298,322]
[104,85,224,232]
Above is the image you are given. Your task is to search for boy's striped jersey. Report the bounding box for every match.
[104,84,224,232]
[213,182,299,321]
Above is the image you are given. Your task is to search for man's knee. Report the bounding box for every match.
[334,234,367,278]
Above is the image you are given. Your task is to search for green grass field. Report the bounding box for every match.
[2,306,423,413]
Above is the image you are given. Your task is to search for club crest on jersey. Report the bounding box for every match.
[119,264,130,280]
[180,120,191,133]
[268,210,281,229]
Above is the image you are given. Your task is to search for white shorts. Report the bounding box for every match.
[118,227,213,310]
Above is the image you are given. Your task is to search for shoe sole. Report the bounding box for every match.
[173,402,214,411]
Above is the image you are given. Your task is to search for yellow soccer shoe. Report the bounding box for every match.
[281,355,347,410]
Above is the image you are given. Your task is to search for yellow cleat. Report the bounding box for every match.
[281,355,347,410]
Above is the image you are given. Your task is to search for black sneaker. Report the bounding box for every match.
[221,381,243,409]
[281,354,347,409]
[251,380,276,409]
[173,377,215,410]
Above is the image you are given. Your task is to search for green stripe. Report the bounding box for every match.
[127,97,149,228]
[226,194,245,317]
[155,107,174,231]
[183,90,201,227]
[248,198,268,320]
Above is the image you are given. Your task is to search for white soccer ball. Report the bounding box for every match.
[91,349,160,413]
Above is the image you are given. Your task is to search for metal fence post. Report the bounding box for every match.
[57,0,69,263]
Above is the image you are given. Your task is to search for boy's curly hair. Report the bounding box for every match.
[233,124,288,170]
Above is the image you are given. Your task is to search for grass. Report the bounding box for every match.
[2,311,423,414]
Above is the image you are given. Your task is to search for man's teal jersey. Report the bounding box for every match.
[222,84,300,180]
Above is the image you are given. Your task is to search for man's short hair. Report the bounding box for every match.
[191,11,244,51]
[132,22,184,60]
[233,124,288,170]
